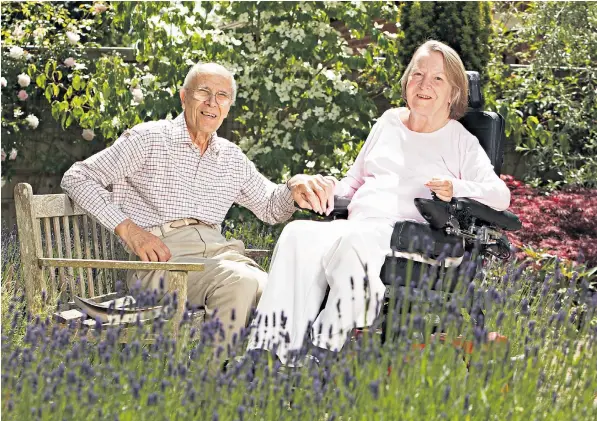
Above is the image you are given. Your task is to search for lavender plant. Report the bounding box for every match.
[2,227,596,420]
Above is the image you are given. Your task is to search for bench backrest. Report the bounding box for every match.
[14,183,127,310]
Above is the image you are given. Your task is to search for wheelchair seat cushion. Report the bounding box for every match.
[391,220,465,259]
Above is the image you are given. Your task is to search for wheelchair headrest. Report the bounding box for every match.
[467,71,483,109]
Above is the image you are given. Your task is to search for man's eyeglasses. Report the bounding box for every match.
[187,88,233,107]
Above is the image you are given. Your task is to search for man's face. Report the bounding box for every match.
[405,51,453,120]
[180,73,233,138]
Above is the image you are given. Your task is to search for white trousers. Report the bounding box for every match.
[246,218,394,364]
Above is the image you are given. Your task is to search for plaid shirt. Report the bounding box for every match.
[61,113,296,232]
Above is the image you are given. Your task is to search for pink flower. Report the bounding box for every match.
[93,3,108,14]
[82,129,95,141]
[8,149,18,160]
[0,77,7,88]
[17,90,28,101]
[64,57,76,68]
[1,149,6,161]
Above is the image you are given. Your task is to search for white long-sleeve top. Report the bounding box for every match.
[335,108,511,224]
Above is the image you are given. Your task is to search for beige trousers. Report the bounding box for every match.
[126,224,267,354]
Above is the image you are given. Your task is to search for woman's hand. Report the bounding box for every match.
[424,177,454,202]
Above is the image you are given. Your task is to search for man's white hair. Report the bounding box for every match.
[183,62,237,104]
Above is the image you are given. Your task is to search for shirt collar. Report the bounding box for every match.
[172,112,220,155]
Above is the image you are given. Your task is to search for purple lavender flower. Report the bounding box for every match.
[369,379,380,400]
[132,382,140,399]
[147,392,158,406]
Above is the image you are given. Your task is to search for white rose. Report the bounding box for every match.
[9,46,24,60]
[9,149,18,160]
[66,31,80,45]
[131,88,144,103]
[82,129,95,141]
[1,149,6,161]
[0,77,7,88]
[17,73,31,87]
[33,28,46,39]
[25,114,39,129]
[12,26,25,39]
[63,57,76,68]
[141,74,155,87]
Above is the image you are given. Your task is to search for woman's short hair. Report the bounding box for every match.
[183,62,237,104]
[400,40,469,120]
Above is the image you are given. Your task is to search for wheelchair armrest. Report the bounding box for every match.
[453,198,521,231]
[329,196,350,219]
[296,196,350,219]
[414,197,521,232]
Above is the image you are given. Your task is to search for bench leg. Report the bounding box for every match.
[168,270,188,338]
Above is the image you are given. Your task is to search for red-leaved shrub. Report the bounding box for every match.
[501,175,597,267]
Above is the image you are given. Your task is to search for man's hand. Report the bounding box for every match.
[115,219,172,262]
[287,174,337,215]
[424,177,454,202]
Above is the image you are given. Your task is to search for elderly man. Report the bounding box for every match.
[61,62,334,354]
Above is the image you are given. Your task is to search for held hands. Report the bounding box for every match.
[425,177,454,202]
[287,174,337,215]
[115,219,172,262]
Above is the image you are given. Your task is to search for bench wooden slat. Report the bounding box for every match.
[39,258,206,271]
[72,216,86,297]
[62,216,76,296]
[100,226,111,290]
[42,217,56,297]
[52,216,67,298]
[109,232,117,282]
[245,249,270,259]
[91,221,104,295]
[82,215,95,297]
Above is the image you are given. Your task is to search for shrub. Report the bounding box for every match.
[502,175,597,267]
[398,2,492,75]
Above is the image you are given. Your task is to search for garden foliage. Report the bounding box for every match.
[2,1,595,190]
[1,1,402,182]
[485,2,597,188]
[398,2,492,77]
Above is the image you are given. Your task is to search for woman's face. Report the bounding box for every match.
[405,51,453,120]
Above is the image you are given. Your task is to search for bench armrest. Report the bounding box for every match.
[38,258,206,272]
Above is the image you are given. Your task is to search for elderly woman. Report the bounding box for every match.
[246,40,511,365]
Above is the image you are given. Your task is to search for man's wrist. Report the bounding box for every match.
[286,177,294,191]
[114,218,133,240]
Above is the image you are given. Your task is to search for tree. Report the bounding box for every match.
[398,1,492,75]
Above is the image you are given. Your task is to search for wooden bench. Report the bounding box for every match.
[14,183,268,334]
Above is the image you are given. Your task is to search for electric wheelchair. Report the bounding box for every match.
[320,71,522,344]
